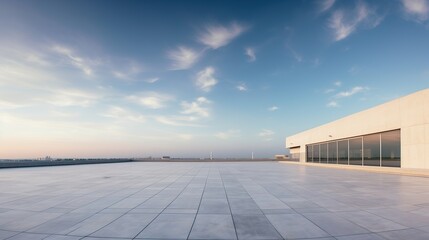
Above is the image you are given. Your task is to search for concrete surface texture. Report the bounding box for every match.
[1,162,429,240]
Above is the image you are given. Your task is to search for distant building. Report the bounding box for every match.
[286,88,429,169]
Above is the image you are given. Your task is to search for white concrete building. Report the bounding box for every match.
[286,88,429,169]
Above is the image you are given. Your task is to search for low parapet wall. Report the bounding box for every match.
[0,159,132,168]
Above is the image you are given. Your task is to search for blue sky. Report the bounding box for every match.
[1,0,429,158]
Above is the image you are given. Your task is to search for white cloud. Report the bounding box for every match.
[52,45,94,76]
[245,47,256,62]
[215,129,240,140]
[327,101,339,107]
[103,106,146,123]
[334,81,342,86]
[154,116,202,127]
[336,86,367,98]
[328,1,383,41]
[167,46,200,70]
[319,0,336,12]
[112,62,143,81]
[181,97,210,117]
[128,92,173,109]
[198,22,247,49]
[196,67,218,92]
[268,106,278,111]
[178,134,193,140]
[402,0,429,21]
[259,129,274,141]
[236,83,248,91]
[145,77,160,83]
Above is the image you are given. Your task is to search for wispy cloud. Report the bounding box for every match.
[245,47,256,62]
[181,97,210,117]
[145,77,160,83]
[334,81,342,86]
[167,46,200,70]
[154,115,201,127]
[286,44,303,62]
[127,92,173,109]
[319,0,336,13]
[268,106,278,111]
[328,1,383,41]
[402,0,429,22]
[103,106,146,123]
[236,83,248,91]
[336,86,367,98]
[112,62,143,81]
[327,101,339,108]
[196,67,218,92]
[198,22,247,49]
[259,129,274,141]
[52,45,95,76]
[215,129,240,140]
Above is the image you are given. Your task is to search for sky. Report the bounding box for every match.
[1,0,429,159]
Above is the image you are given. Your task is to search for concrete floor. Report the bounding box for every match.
[1,162,429,240]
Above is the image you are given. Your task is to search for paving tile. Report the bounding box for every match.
[189,214,236,239]
[0,212,63,231]
[376,228,429,240]
[337,211,407,232]
[90,213,157,238]
[367,208,429,227]
[66,213,122,236]
[303,212,369,236]
[43,236,81,240]
[336,233,386,240]
[199,198,230,214]
[233,214,282,240]
[6,233,48,240]
[28,212,93,234]
[0,230,18,240]
[266,213,330,239]
[136,213,195,239]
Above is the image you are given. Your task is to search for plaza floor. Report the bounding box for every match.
[1,162,429,240]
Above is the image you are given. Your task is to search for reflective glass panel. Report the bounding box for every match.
[313,144,320,163]
[338,140,348,165]
[381,130,401,167]
[320,143,327,163]
[364,134,380,166]
[349,138,363,165]
[328,142,337,164]
[306,145,312,162]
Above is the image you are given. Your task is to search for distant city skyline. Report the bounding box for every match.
[1,0,428,158]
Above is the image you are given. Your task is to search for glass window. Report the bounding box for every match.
[338,140,348,165]
[313,144,320,163]
[306,145,312,162]
[320,143,327,163]
[328,142,337,164]
[381,130,401,167]
[349,138,363,165]
[364,134,380,166]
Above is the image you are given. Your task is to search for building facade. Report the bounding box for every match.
[286,88,429,169]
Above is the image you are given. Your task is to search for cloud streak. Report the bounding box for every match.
[198,22,247,49]
[328,1,383,41]
[196,67,218,92]
[167,46,200,70]
[335,86,367,98]
[127,92,173,109]
[245,47,256,62]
